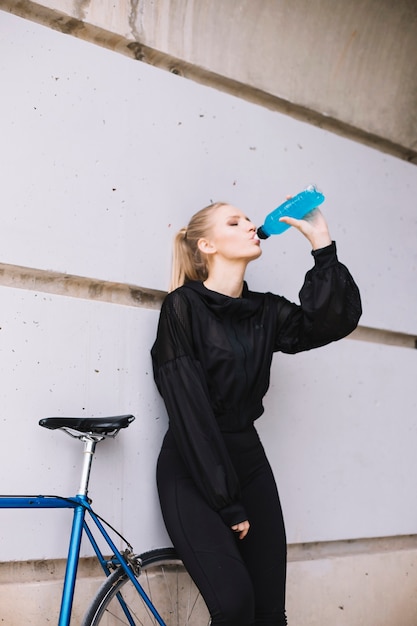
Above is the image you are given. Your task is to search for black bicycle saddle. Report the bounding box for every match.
[39,414,135,435]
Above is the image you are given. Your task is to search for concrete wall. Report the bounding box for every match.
[0,8,417,626]
[2,0,417,163]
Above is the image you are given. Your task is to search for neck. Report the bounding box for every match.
[203,260,247,298]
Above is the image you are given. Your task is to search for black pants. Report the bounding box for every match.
[157,426,288,626]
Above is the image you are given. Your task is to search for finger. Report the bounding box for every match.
[233,522,250,539]
[231,520,250,537]
[279,215,301,226]
[280,208,318,225]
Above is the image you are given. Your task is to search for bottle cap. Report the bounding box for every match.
[257,226,269,239]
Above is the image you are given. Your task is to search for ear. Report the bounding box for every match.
[197,237,217,256]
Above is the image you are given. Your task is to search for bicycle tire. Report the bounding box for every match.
[81,547,211,626]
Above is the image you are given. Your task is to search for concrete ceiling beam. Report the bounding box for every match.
[2,0,416,163]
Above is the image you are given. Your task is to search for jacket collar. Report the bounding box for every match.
[182,281,261,319]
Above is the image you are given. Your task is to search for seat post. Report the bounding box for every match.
[77,437,98,497]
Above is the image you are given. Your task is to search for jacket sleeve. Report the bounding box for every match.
[274,241,362,354]
[151,290,247,526]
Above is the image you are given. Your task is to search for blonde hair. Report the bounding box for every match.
[169,202,227,292]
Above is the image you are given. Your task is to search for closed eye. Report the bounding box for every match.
[226,214,252,226]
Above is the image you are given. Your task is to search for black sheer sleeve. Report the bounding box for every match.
[274,242,362,354]
[151,290,247,526]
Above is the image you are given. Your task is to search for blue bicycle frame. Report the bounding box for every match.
[0,417,167,626]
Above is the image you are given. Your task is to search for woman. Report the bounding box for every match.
[151,201,361,626]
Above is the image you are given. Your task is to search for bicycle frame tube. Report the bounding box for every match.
[0,495,167,626]
[58,498,87,626]
[0,495,77,508]
[86,509,167,626]
[0,495,89,626]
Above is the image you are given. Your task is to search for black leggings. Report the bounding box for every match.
[156,426,288,626]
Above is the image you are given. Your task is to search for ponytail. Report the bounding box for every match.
[169,202,226,292]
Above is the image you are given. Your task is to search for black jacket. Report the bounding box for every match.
[151,242,362,525]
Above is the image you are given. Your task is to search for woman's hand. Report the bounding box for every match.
[231,520,250,540]
[279,208,332,251]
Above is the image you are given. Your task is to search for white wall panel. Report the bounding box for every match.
[260,339,417,543]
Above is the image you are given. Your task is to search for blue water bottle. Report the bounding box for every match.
[257,185,325,239]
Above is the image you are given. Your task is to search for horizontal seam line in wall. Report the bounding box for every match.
[0,261,165,311]
[1,535,416,582]
[287,534,417,561]
[0,262,416,348]
[0,555,108,584]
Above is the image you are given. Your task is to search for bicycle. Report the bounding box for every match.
[0,414,210,625]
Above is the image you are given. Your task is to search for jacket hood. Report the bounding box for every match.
[182,281,263,320]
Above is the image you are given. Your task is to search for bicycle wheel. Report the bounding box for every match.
[82,547,211,626]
